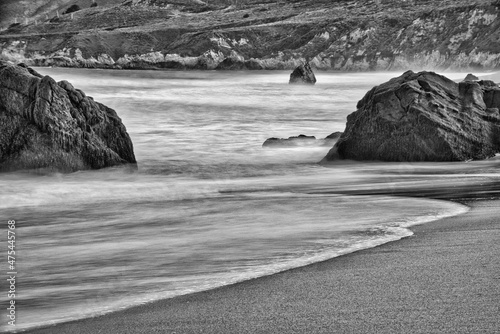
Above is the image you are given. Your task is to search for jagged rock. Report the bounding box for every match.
[289,63,316,85]
[323,70,500,162]
[463,73,479,81]
[263,133,342,147]
[0,61,136,172]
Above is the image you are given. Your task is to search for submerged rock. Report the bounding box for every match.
[323,70,500,162]
[0,61,136,172]
[263,134,316,147]
[263,133,342,147]
[289,63,316,85]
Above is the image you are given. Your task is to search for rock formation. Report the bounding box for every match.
[323,71,500,162]
[289,63,316,85]
[263,133,341,147]
[0,61,136,172]
[263,134,316,147]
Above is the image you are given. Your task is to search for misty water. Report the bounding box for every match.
[1,69,499,331]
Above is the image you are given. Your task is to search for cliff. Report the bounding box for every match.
[322,71,500,162]
[0,61,136,172]
[1,0,500,71]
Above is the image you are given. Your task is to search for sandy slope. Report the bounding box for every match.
[23,198,500,334]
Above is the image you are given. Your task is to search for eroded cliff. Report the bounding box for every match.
[1,0,499,71]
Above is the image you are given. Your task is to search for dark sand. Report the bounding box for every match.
[24,199,500,334]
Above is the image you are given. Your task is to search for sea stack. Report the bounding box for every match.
[289,63,316,85]
[323,70,500,162]
[0,61,136,172]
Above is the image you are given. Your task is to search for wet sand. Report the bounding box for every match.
[24,199,500,334]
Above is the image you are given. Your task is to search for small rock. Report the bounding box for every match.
[263,133,342,148]
[263,134,316,147]
[289,63,316,85]
[463,73,479,81]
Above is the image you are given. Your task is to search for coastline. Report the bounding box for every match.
[21,197,500,334]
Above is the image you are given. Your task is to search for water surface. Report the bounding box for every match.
[1,69,497,332]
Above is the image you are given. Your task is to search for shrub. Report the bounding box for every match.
[64,5,81,14]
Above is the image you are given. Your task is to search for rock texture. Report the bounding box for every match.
[289,63,316,85]
[2,1,500,71]
[323,71,500,162]
[0,61,136,172]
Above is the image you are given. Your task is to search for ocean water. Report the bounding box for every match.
[1,69,498,332]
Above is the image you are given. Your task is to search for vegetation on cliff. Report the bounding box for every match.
[0,0,499,70]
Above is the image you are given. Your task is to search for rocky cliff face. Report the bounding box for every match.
[323,71,500,162]
[1,1,500,71]
[0,61,136,172]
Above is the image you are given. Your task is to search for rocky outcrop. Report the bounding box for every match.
[0,61,136,172]
[289,63,316,85]
[263,133,341,147]
[323,71,500,162]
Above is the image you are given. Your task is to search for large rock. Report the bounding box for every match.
[289,63,316,85]
[0,61,136,172]
[323,70,500,162]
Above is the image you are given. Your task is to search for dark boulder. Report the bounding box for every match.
[64,4,80,14]
[0,61,136,172]
[289,63,316,85]
[323,70,500,162]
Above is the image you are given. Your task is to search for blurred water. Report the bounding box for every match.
[1,69,497,332]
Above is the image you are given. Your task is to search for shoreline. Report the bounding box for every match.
[21,196,500,334]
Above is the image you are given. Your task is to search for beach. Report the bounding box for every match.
[23,198,500,334]
[2,1,500,330]
[1,69,498,333]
